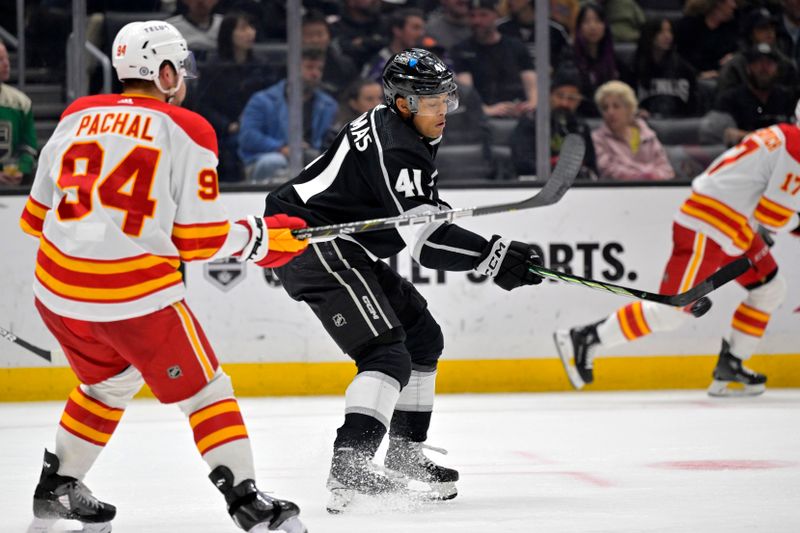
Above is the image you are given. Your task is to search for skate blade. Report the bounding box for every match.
[374,469,457,502]
[326,487,355,514]
[707,380,766,398]
[420,481,458,501]
[553,330,586,390]
[248,515,307,533]
[28,518,112,533]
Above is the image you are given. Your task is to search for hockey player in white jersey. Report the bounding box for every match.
[19,21,308,532]
[555,109,800,397]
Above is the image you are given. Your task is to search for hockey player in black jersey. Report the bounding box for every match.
[266,48,544,512]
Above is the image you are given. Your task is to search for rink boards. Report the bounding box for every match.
[1,186,799,400]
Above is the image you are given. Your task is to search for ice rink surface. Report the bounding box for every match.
[2,390,799,533]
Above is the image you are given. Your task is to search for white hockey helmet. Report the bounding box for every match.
[112,20,197,96]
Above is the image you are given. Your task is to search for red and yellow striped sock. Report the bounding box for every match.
[189,399,249,456]
[616,301,653,341]
[59,387,124,447]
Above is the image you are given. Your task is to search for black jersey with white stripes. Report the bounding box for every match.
[265,105,490,271]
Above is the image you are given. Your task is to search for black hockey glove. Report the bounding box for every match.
[475,236,544,291]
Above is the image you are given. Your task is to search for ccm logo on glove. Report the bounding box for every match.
[476,236,544,291]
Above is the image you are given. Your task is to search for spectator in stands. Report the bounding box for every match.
[238,48,338,183]
[426,0,472,52]
[573,3,622,117]
[594,0,646,43]
[511,66,598,180]
[452,0,537,118]
[700,43,796,146]
[497,0,573,67]
[0,42,37,186]
[629,18,699,118]
[551,0,580,36]
[718,7,798,94]
[167,0,223,54]
[776,0,800,67]
[592,80,675,181]
[362,8,426,81]
[673,0,738,80]
[195,12,275,182]
[323,79,383,149]
[331,0,387,71]
[302,9,359,95]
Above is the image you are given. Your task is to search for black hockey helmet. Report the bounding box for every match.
[382,48,458,115]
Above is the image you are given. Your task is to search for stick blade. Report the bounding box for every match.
[668,256,752,306]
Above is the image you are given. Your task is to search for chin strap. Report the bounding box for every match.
[154,74,184,103]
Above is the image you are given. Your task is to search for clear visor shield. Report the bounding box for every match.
[409,90,459,116]
[180,51,198,80]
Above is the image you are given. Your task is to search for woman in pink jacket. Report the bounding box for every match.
[591,80,675,181]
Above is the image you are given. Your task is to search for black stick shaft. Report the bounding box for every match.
[0,326,52,362]
[530,256,750,306]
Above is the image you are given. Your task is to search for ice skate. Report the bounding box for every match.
[209,466,306,533]
[27,449,115,533]
[554,321,602,389]
[326,447,406,514]
[384,437,458,500]
[707,340,767,397]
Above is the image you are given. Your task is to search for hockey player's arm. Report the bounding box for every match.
[19,141,55,238]
[170,119,307,266]
[414,223,544,291]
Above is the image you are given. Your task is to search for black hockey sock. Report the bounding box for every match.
[334,413,387,457]
[389,410,432,442]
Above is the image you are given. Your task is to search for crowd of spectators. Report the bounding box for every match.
[3,0,800,185]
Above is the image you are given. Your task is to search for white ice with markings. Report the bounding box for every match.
[2,391,799,533]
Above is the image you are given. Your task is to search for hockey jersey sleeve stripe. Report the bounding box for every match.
[19,197,50,237]
[172,221,231,238]
[754,196,795,228]
[370,106,404,215]
[172,221,230,261]
[40,236,181,273]
[680,193,753,250]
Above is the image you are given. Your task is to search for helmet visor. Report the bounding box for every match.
[410,90,459,116]
[180,51,198,80]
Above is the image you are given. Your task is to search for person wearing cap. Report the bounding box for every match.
[717,7,798,95]
[511,66,598,179]
[452,0,538,118]
[700,42,796,146]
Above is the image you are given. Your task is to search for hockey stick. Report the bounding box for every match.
[291,134,586,243]
[529,255,751,307]
[0,325,52,361]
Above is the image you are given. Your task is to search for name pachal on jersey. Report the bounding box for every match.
[19,94,228,321]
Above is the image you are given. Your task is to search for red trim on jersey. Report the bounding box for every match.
[37,250,178,289]
[171,235,228,253]
[61,94,218,155]
[682,195,752,248]
[777,123,800,164]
